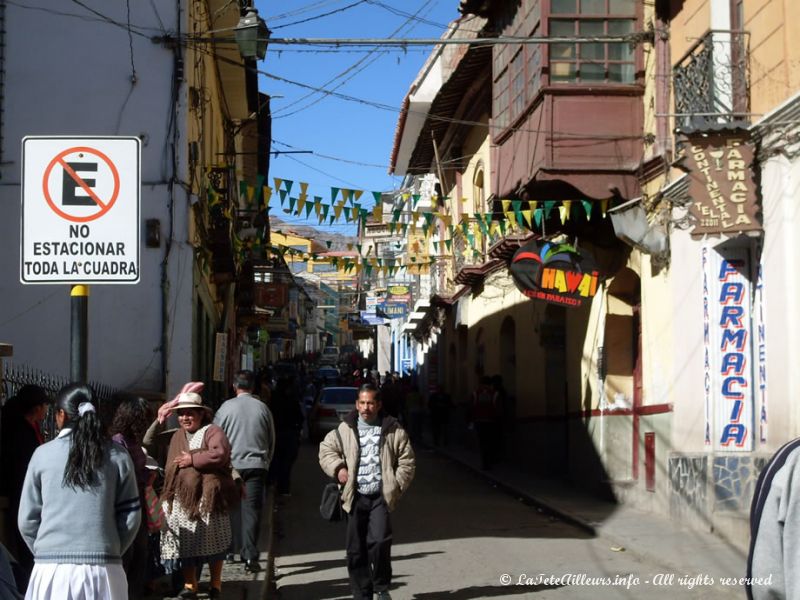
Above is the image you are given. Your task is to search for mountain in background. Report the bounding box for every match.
[269,215,357,251]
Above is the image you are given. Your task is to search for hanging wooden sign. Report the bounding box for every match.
[682,133,761,238]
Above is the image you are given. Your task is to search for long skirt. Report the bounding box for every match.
[25,563,127,600]
[160,498,231,561]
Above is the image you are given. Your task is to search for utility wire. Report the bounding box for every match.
[272,0,435,119]
[268,0,349,22]
[271,0,369,30]
[273,139,390,169]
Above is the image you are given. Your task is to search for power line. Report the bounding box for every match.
[268,0,349,22]
[272,0,436,120]
[271,0,369,30]
[273,140,390,169]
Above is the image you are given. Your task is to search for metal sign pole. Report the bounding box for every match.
[70,285,88,383]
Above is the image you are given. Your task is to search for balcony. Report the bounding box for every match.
[673,30,750,134]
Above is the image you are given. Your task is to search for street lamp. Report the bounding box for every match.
[234,7,269,60]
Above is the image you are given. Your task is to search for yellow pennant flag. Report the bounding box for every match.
[334,204,344,220]
[490,221,501,238]
[502,200,512,213]
[562,200,573,218]
[300,182,309,196]
[273,178,283,192]
[354,190,363,202]
[373,204,383,221]
[601,198,610,217]
[263,186,273,203]
[559,206,567,224]
[296,196,306,215]
[346,243,353,251]
[461,197,468,203]
[522,210,533,228]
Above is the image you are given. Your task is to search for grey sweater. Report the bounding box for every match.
[214,393,275,471]
[18,429,141,565]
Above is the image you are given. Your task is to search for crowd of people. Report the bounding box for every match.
[0,356,520,599]
[0,368,308,600]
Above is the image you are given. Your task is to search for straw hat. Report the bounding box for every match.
[173,392,212,414]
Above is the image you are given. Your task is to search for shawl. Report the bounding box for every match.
[161,425,239,520]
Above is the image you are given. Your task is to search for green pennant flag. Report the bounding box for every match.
[239,180,248,200]
[372,191,382,204]
[255,175,266,205]
[534,208,543,228]
[326,240,332,248]
[467,233,475,247]
[402,223,409,236]
[331,257,339,267]
[331,187,340,203]
[388,222,395,234]
[392,209,402,223]
[365,264,373,276]
[304,201,314,217]
[544,201,557,218]
[445,238,452,251]
[582,200,593,219]
[512,200,523,226]
[283,180,294,195]
[412,194,421,207]
[288,197,297,212]
[329,215,336,225]
[321,204,330,219]
[499,219,507,235]
[461,220,469,236]
[278,189,288,205]
[475,214,488,236]
[433,241,439,252]
[356,244,363,254]
[423,212,434,227]
[343,206,352,221]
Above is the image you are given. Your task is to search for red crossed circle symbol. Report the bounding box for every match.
[42,146,120,223]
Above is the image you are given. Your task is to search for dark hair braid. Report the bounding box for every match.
[57,383,109,489]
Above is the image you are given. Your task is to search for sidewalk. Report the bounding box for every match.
[432,441,748,593]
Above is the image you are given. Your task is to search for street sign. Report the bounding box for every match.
[21,136,141,284]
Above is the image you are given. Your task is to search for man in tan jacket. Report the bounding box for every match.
[319,383,415,600]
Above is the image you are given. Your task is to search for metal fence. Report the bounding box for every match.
[1,363,118,441]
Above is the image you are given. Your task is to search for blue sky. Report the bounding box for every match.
[255,0,462,235]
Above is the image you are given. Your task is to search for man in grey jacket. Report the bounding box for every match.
[214,370,275,573]
[319,383,415,600]
[747,438,800,599]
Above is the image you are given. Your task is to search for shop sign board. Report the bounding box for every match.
[510,241,600,308]
[683,134,761,238]
[21,136,140,284]
[702,244,755,451]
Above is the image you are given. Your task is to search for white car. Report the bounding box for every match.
[319,345,340,365]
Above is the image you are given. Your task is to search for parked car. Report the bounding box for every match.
[319,345,340,366]
[308,386,359,442]
[314,366,340,386]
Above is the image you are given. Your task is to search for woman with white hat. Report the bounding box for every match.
[153,383,238,599]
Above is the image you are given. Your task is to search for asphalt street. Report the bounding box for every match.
[272,443,736,599]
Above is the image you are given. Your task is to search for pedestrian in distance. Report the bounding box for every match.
[155,385,239,599]
[269,377,305,497]
[109,393,153,599]
[18,383,142,600]
[1,384,50,591]
[319,383,416,600]
[214,369,275,574]
[471,376,501,470]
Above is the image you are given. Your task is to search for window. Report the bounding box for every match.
[549,0,636,84]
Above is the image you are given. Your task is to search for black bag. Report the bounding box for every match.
[320,481,343,522]
[320,428,345,522]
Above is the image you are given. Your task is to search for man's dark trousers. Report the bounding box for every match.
[230,468,268,561]
[346,492,392,599]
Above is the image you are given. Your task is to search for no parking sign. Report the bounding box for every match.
[21,136,140,284]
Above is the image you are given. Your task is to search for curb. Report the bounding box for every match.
[261,484,277,600]
[432,445,598,536]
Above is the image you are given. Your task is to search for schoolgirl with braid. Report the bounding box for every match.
[18,383,141,600]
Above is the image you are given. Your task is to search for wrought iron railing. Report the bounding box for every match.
[2,364,118,441]
[673,30,750,133]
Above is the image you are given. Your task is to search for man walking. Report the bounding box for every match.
[319,383,415,600]
[214,370,275,573]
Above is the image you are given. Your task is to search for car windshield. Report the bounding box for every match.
[320,388,358,405]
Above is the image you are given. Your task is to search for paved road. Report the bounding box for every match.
[273,443,736,599]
